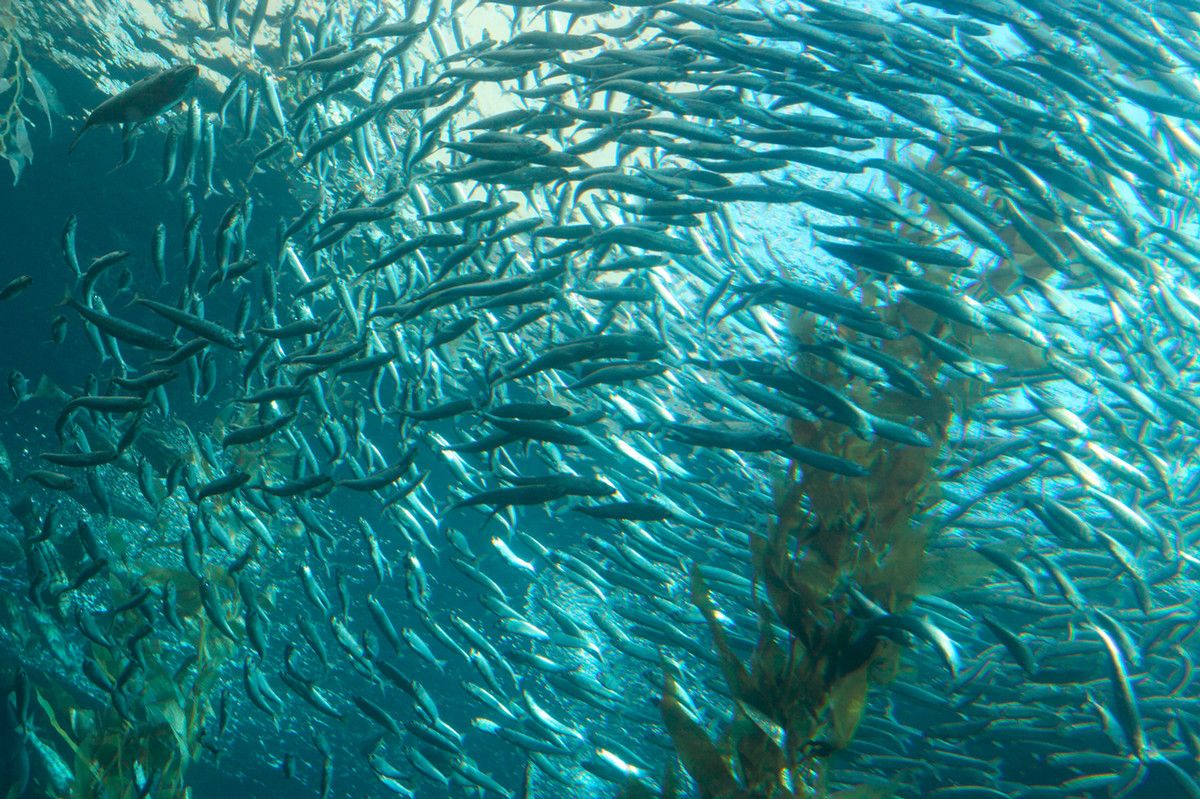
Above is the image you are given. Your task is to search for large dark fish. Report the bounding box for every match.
[69,64,200,153]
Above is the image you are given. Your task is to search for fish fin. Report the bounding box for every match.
[67,123,89,154]
[55,288,76,309]
[32,375,64,402]
[478,506,502,530]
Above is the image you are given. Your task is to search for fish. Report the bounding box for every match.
[0,275,32,301]
[69,64,200,153]
[134,297,244,351]
[11,2,1200,799]
[61,296,176,351]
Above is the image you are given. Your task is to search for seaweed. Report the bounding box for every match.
[638,146,1046,798]
[8,505,238,799]
[26,578,234,799]
[0,0,50,184]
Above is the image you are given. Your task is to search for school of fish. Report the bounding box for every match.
[4,0,1200,796]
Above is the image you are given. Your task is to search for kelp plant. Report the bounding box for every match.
[0,0,50,183]
[5,473,242,798]
[631,147,1061,798]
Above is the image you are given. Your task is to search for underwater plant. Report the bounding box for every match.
[7,492,237,799]
[627,146,1065,798]
[0,0,50,184]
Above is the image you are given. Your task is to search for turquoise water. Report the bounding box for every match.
[0,0,1198,797]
